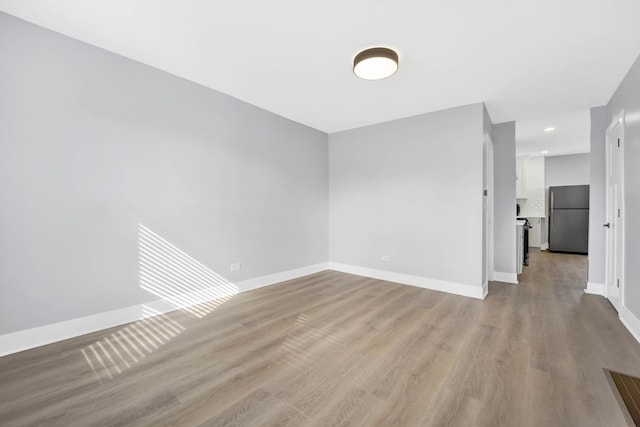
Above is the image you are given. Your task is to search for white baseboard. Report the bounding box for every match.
[585,282,605,296]
[482,281,489,299]
[328,262,485,300]
[0,263,329,357]
[620,306,640,345]
[540,243,549,250]
[493,271,518,284]
[236,263,328,292]
[0,300,171,358]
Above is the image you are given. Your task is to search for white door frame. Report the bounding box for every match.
[604,110,625,310]
[484,135,495,285]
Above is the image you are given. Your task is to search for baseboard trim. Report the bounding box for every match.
[328,262,484,300]
[493,271,518,284]
[585,282,605,296]
[0,262,329,357]
[540,243,549,250]
[482,281,489,298]
[620,306,640,345]
[235,262,328,292]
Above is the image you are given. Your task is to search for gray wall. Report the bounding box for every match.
[545,154,591,188]
[588,106,608,285]
[0,13,329,334]
[607,52,640,319]
[492,122,517,276]
[329,104,484,288]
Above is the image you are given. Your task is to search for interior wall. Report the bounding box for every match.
[491,122,517,278]
[545,154,591,188]
[588,106,608,286]
[607,52,640,320]
[329,104,484,289]
[0,13,329,335]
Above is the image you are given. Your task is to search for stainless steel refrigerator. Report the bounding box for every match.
[548,185,589,254]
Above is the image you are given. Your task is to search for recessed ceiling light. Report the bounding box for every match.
[541,150,549,154]
[544,127,555,132]
[353,47,399,80]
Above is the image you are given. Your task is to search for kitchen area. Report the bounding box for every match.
[516,156,546,274]
[515,153,590,275]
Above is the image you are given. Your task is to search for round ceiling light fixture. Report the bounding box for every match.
[353,47,399,80]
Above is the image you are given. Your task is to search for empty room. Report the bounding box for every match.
[2,1,640,426]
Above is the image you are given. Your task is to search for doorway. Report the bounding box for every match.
[605,113,625,311]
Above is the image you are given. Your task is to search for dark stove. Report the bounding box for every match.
[517,217,531,266]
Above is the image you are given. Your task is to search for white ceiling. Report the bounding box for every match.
[1,0,640,137]
[516,110,591,157]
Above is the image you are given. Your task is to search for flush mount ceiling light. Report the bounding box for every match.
[541,150,549,154]
[353,47,399,80]
[544,127,555,132]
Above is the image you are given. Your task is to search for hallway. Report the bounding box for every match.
[487,249,640,425]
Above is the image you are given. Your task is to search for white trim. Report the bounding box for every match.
[618,112,626,309]
[585,282,605,296]
[620,306,640,345]
[0,263,328,357]
[328,262,485,299]
[604,111,625,311]
[492,271,518,284]
[484,134,495,285]
[606,110,625,133]
[0,301,169,358]
[482,281,489,298]
[540,243,549,250]
[235,262,328,292]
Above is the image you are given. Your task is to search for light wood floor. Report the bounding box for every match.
[1,251,640,426]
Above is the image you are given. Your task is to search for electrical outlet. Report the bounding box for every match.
[381,254,390,262]
[230,262,241,272]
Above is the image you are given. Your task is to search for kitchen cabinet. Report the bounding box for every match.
[516,158,527,199]
[526,157,545,189]
[516,156,546,217]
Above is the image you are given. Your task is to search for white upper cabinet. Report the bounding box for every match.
[516,158,527,198]
[525,156,545,189]
[516,156,546,216]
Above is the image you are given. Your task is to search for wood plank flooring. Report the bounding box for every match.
[1,250,640,426]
